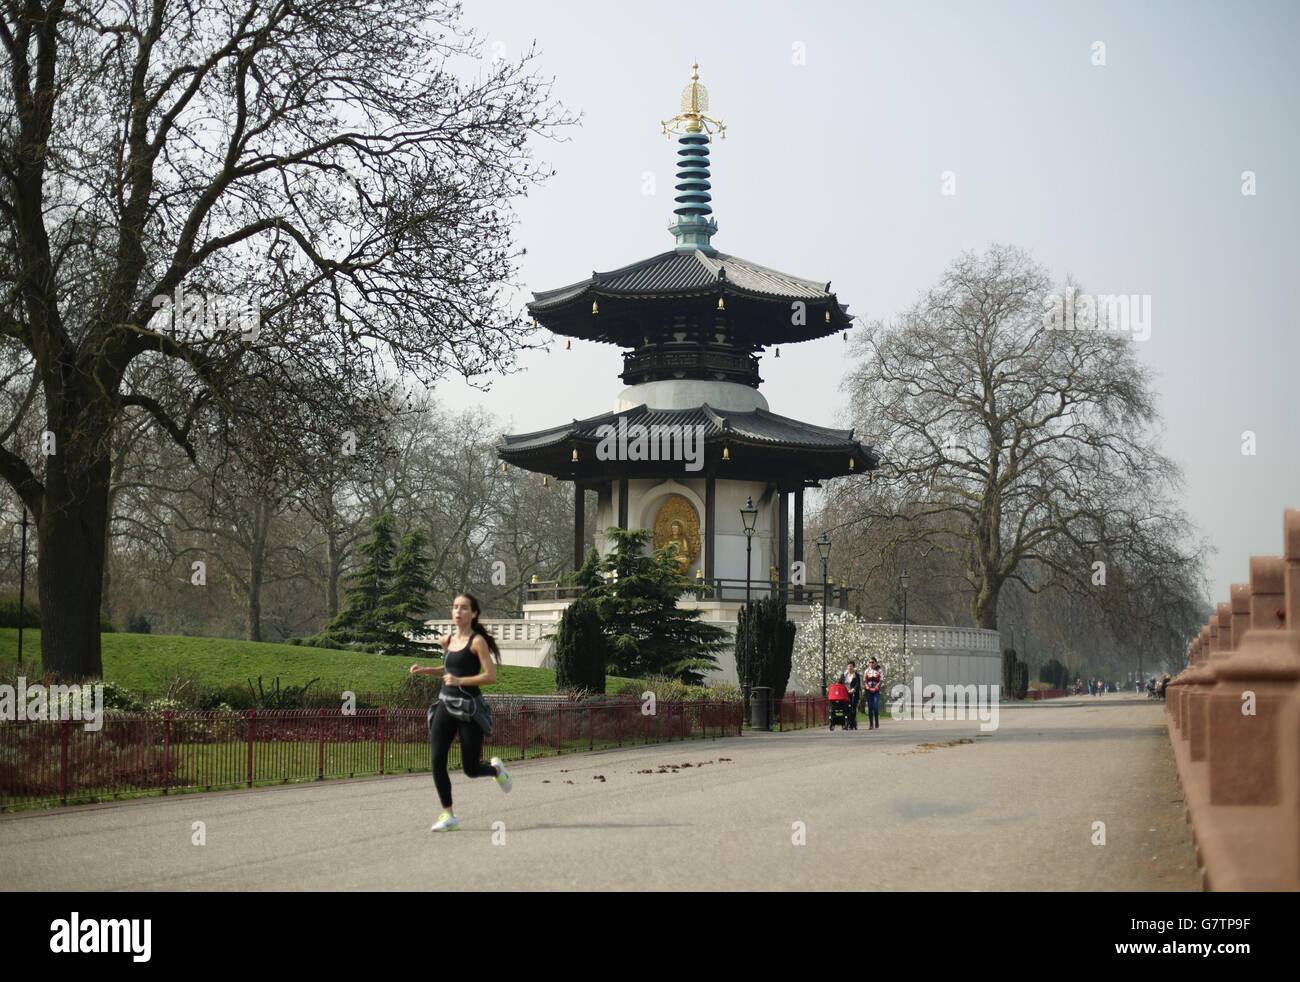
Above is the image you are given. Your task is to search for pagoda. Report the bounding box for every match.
[499,64,878,619]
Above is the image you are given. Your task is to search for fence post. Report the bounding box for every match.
[379,707,386,776]
[59,718,69,805]
[520,707,528,760]
[588,705,594,752]
[317,709,325,781]
[162,712,172,793]
[246,710,255,787]
[616,703,623,747]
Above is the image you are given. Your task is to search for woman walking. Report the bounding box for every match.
[863,657,883,730]
[410,592,512,831]
[837,660,862,730]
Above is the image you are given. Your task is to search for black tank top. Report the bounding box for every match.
[444,634,483,697]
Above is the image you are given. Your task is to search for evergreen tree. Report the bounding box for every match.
[735,597,796,711]
[380,530,435,653]
[327,513,400,646]
[569,546,603,594]
[553,596,607,692]
[584,528,728,684]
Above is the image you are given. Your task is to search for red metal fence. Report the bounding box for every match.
[0,698,743,811]
[773,694,828,731]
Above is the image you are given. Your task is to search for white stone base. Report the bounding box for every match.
[426,605,1003,692]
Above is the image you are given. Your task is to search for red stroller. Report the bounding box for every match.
[827,682,851,730]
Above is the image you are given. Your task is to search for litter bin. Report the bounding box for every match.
[749,686,771,731]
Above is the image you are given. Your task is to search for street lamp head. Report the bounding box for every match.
[740,496,758,534]
[816,531,831,562]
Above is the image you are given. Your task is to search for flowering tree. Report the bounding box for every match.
[791,606,916,694]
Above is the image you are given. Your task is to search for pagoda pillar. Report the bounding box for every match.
[705,475,716,585]
[617,477,629,529]
[778,491,789,603]
[574,484,585,571]
[793,488,805,602]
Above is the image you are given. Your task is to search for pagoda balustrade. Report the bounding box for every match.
[620,346,760,386]
[525,577,852,608]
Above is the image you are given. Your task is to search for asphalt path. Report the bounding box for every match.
[0,693,1198,890]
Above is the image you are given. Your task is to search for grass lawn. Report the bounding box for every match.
[0,628,633,697]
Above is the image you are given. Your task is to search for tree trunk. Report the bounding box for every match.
[246,500,270,642]
[971,574,1002,630]
[37,447,111,680]
[326,527,341,620]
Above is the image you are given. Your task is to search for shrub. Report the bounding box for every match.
[553,596,607,693]
[1038,658,1069,689]
[734,598,796,707]
[1002,649,1019,698]
[245,675,321,709]
[0,592,40,629]
[1002,650,1029,699]
[126,613,152,634]
[100,680,144,712]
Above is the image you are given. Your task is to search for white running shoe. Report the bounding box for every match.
[491,757,512,794]
[430,810,460,832]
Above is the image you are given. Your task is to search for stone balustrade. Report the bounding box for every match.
[424,620,552,644]
[1165,507,1299,891]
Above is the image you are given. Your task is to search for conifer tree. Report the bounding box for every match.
[584,528,728,684]
[381,530,435,652]
[328,513,399,646]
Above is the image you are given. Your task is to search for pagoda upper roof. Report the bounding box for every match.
[528,248,851,346]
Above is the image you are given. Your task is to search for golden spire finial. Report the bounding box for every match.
[662,62,726,138]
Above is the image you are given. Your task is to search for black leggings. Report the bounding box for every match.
[429,702,498,808]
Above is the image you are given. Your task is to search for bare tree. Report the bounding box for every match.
[0,0,569,676]
[836,244,1204,631]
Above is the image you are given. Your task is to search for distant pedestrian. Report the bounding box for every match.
[863,657,883,730]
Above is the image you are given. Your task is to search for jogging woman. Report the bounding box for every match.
[410,592,512,831]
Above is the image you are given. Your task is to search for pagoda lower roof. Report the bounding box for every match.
[498,403,878,485]
[528,248,851,345]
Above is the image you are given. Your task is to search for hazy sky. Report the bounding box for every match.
[437,0,1299,605]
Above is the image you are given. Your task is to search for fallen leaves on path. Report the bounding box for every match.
[909,738,976,754]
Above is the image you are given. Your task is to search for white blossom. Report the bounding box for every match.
[790,605,917,694]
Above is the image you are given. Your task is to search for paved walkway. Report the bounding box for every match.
[0,694,1198,890]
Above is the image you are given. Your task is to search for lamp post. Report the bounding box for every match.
[740,496,757,607]
[817,532,831,696]
[900,568,909,674]
[740,496,759,716]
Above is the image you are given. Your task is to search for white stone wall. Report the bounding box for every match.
[455,604,1003,692]
[614,379,769,413]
